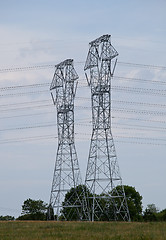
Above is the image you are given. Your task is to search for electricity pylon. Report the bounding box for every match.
[48,59,88,221]
[84,35,130,221]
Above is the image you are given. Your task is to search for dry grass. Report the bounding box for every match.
[0,221,166,240]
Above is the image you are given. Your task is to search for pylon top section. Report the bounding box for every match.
[55,59,73,69]
[50,59,79,91]
[89,34,111,46]
[84,34,118,71]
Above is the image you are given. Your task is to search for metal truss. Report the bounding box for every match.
[84,35,130,221]
[48,59,88,221]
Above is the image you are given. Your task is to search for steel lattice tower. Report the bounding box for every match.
[84,35,130,221]
[48,59,88,221]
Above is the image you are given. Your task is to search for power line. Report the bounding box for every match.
[0,111,54,120]
[77,132,166,142]
[113,100,166,109]
[0,90,49,97]
[0,83,49,91]
[113,125,166,133]
[0,99,51,108]
[0,122,56,132]
[1,73,166,92]
[74,136,166,147]
[0,72,166,94]
[112,107,166,116]
[75,105,166,117]
[1,85,166,98]
[0,134,57,144]
[0,132,166,146]
[0,64,54,73]
[112,86,166,97]
[1,77,166,94]
[0,61,165,73]
[1,104,166,120]
[2,99,166,113]
[1,121,166,134]
[1,116,165,133]
[114,140,166,147]
[112,116,166,125]
[0,104,52,113]
[117,61,166,70]
[113,76,166,86]
[114,134,166,142]
[1,75,166,93]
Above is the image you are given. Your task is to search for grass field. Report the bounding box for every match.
[0,221,166,240]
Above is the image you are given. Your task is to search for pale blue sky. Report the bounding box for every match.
[0,0,166,217]
[1,0,166,41]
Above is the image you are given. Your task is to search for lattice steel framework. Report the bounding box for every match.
[84,35,130,221]
[48,59,88,221]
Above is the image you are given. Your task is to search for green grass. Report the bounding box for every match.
[0,221,166,240]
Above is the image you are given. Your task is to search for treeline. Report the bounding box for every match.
[0,185,166,222]
[0,215,15,221]
[143,204,166,222]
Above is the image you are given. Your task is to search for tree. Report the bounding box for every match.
[143,204,159,222]
[62,184,143,221]
[17,198,48,220]
[110,185,143,221]
[158,209,166,221]
[146,204,159,213]
[61,185,91,221]
[123,185,143,221]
